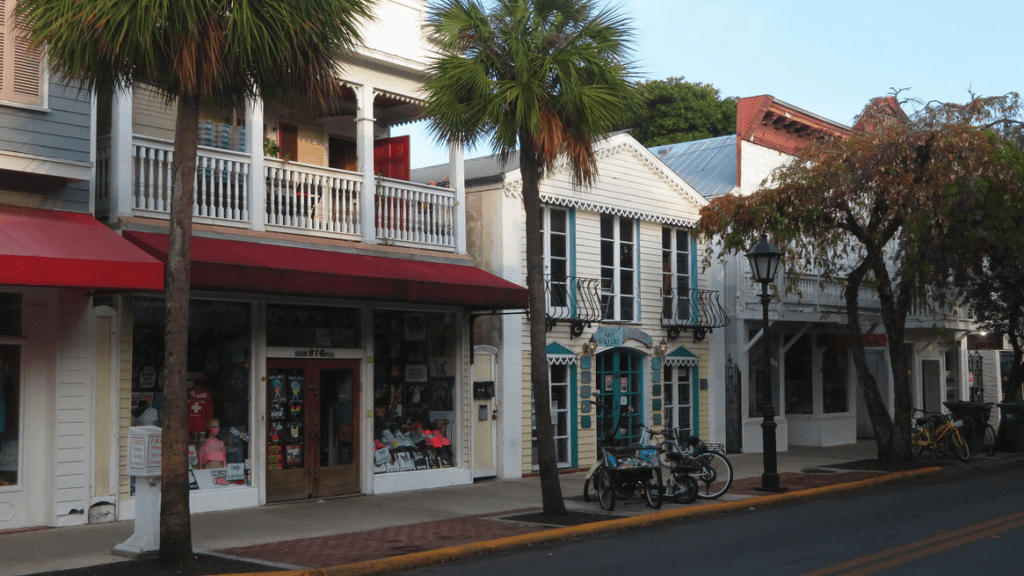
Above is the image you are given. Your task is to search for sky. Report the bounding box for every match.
[397,0,1024,169]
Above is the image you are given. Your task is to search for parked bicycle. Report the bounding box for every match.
[943,400,997,457]
[650,426,733,500]
[911,408,970,461]
[637,425,698,504]
[582,394,662,510]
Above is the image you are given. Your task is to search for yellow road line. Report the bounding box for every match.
[802,508,1024,576]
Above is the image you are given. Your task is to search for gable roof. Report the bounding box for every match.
[649,135,737,199]
[412,131,708,227]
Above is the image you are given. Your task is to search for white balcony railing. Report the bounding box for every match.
[375,176,456,248]
[132,136,250,224]
[115,135,460,251]
[265,158,362,236]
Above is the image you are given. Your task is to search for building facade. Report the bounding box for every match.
[653,95,978,453]
[0,0,166,530]
[415,132,726,477]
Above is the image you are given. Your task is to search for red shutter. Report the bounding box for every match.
[373,135,410,181]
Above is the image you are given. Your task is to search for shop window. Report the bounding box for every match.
[822,345,848,413]
[132,297,251,489]
[749,330,780,418]
[664,364,692,436]
[532,363,572,468]
[0,345,20,486]
[0,293,21,336]
[266,304,360,348]
[371,311,457,473]
[784,334,813,415]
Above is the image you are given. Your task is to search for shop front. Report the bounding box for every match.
[119,231,526,516]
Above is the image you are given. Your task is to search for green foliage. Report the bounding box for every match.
[16,0,372,108]
[423,0,641,186]
[617,77,737,147]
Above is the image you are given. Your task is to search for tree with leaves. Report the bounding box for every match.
[423,0,639,514]
[698,94,1024,461]
[16,0,371,562]
[618,77,736,147]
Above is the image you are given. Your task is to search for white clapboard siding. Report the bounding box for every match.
[55,295,91,526]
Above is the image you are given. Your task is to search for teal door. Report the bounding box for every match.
[595,349,644,445]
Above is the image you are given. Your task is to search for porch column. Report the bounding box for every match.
[246,98,266,231]
[356,83,377,244]
[109,88,134,223]
[449,140,466,254]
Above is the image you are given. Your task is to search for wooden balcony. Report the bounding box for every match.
[98,135,461,252]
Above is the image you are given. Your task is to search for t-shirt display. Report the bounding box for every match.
[372,311,457,474]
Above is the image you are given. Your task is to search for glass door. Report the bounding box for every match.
[595,350,643,445]
[266,359,359,502]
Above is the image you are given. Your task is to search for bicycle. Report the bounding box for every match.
[911,409,970,461]
[583,395,662,510]
[644,425,733,500]
[943,400,997,457]
[638,426,698,504]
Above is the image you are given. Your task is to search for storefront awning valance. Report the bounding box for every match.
[664,346,699,367]
[122,231,529,309]
[0,206,164,290]
[546,341,578,365]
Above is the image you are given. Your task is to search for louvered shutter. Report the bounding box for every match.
[1,0,43,106]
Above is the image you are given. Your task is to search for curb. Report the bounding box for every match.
[220,466,942,576]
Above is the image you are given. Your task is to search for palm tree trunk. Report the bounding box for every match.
[520,136,566,515]
[159,92,199,562]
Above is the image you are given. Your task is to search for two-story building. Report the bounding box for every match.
[0,2,165,530]
[653,95,977,453]
[413,131,726,478]
[84,0,527,521]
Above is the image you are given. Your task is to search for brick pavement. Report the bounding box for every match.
[222,510,548,568]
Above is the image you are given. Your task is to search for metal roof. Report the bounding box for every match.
[410,152,519,186]
[648,135,737,199]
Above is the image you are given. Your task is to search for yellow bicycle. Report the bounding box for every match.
[911,410,970,461]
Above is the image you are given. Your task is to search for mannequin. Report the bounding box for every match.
[198,417,226,469]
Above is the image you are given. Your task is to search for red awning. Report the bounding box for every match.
[123,231,528,309]
[0,206,164,290]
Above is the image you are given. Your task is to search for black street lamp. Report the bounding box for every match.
[746,234,786,493]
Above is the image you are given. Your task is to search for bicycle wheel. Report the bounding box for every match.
[672,473,698,504]
[983,424,997,457]
[583,463,603,502]
[950,429,970,461]
[694,451,733,499]
[596,467,615,511]
[643,467,662,509]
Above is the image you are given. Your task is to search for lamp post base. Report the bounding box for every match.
[758,404,786,493]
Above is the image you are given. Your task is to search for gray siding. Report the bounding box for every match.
[0,77,93,212]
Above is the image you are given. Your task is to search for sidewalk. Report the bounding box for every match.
[0,441,1010,576]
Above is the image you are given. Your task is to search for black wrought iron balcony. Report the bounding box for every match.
[661,288,729,341]
[544,274,603,337]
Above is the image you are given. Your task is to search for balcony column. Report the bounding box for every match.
[246,98,266,231]
[449,140,466,254]
[356,83,377,244]
[109,87,134,223]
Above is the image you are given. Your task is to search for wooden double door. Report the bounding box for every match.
[266,359,359,502]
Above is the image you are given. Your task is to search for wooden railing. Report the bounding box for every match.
[264,158,362,236]
[131,136,250,224]
[375,176,456,249]
[111,135,459,250]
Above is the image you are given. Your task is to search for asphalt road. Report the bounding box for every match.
[395,461,1024,576]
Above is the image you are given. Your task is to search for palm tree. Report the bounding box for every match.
[15,0,371,562]
[423,0,639,514]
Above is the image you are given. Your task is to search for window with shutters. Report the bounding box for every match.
[0,0,45,107]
